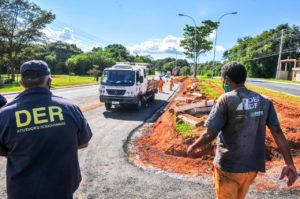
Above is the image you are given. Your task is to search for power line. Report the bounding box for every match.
[236,28,300,57]
[54,20,110,45]
[49,23,104,46]
[243,48,299,62]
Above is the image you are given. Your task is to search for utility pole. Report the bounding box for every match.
[276,29,284,80]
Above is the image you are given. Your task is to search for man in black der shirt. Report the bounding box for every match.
[0,60,93,199]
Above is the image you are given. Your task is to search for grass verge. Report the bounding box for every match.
[175,120,195,138]
[197,76,300,103]
[0,75,98,93]
[197,76,221,99]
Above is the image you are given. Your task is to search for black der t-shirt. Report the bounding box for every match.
[205,87,279,173]
[0,88,93,199]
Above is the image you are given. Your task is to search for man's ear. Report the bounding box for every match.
[224,76,232,84]
[19,80,25,88]
[47,77,52,88]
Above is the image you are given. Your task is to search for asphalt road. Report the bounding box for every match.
[0,83,298,198]
[246,79,300,96]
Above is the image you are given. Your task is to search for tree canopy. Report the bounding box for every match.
[0,0,55,79]
[224,24,300,78]
[180,20,218,77]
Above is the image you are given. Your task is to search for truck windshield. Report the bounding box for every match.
[101,70,135,86]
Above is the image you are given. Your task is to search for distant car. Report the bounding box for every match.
[163,74,171,81]
[0,94,7,108]
[153,74,164,80]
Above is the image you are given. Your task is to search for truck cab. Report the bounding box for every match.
[99,63,157,110]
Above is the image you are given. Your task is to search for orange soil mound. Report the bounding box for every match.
[130,78,300,191]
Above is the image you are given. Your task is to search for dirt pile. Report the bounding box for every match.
[129,78,300,192]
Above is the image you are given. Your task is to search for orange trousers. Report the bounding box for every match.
[159,85,163,92]
[213,167,257,199]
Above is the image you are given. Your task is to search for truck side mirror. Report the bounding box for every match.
[139,76,144,83]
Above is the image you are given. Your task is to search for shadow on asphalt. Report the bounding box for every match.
[102,99,166,121]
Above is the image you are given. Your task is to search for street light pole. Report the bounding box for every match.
[168,47,178,74]
[179,13,197,78]
[212,12,238,76]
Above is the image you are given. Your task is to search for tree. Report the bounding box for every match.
[104,44,130,61]
[66,50,115,75]
[0,0,55,80]
[176,59,190,68]
[224,24,300,78]
[135,55,153,63]
[162,62,174,72]
[180,20,218,77]
[180,66,191,76]
[152,57,175,72]
[46,41,82,73]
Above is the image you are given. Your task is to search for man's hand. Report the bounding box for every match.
[279,164,298,187]
[186,145,195,157]
[186,129,218,157]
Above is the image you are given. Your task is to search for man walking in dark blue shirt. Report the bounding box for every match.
[0,60,93,199]
[187,62,297,199]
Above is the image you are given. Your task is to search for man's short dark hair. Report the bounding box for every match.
[221,62,247,84]
[22,71,47,88]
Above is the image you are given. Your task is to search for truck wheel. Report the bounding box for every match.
[105,103,112,110]
[136,99,142,109]
[149,93,155,102]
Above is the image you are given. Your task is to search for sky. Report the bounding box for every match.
[32,0,300,62]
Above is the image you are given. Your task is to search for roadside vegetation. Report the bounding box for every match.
[197,77,221,99]
[0,75,98,93]
[175,118,195,138]
[197,77,300,104]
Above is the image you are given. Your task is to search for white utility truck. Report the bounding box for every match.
[99,63,158,110]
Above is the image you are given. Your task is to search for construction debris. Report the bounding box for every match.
[175,97,187,102]
[191,92,203,97]
[177,114,205,127]
[187,106,212,115]
[174,100,215,113]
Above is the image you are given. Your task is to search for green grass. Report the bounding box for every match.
[197,76,221,99]
[51,75,98,87]
[175,118,195,138]
[0,75,98,93]
[197,76,300,103]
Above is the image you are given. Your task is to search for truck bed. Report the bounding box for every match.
[147,79,159,92]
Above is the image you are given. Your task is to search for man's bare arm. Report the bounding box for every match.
[187,129,218,155]
[269,125,298,186]
[269,125,293,165]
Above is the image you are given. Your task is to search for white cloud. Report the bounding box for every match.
[209,30,216,40]
[216,45,226,52]
[127,35,185,55]
[42,27,80,45]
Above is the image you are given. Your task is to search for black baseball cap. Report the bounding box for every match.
[20,60,51,77]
